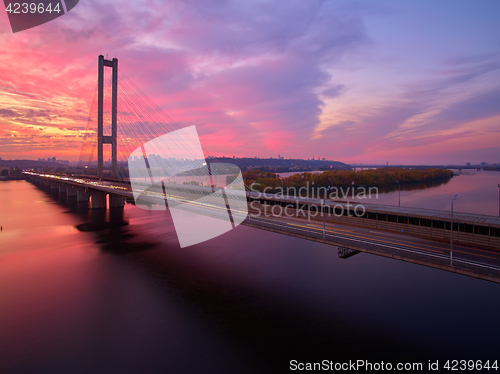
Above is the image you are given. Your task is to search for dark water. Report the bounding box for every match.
[1,176,500,373]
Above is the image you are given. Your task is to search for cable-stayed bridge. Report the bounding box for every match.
[24,55,500,284]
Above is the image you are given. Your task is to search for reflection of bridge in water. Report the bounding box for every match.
[23,55,500,284]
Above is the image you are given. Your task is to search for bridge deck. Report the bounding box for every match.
[247,191,500,227]
[25,172,500,283]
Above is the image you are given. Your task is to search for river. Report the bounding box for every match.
[278,169,499,216]
[1,171,499,373]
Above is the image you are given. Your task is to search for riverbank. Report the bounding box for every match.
[244,168,454,192]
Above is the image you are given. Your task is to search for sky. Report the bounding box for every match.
[0,0,499,165]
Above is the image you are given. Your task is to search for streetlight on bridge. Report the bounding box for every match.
[395,180,401,207]
[323,186,332,240]
[450,194,458,266]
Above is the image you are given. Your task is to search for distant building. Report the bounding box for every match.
[466,163,470,166]
[0,165,9,176]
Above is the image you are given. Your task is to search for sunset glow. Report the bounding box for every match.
[1,1,499,164]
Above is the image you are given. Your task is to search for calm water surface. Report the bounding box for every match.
[280,170,500,216]
[1,173,500,373]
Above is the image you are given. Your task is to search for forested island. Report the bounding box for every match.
[242,168,454,192]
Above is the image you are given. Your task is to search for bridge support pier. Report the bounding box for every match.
[109,194,125,208]
[58,184,67,195]
[77,189,90,203]
[67,186,77,197]
[50,183,59,194]
[90,190,107,210]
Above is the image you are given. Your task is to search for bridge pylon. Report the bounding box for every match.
[97,55,118,180]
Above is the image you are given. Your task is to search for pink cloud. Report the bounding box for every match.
[0,0,499,165]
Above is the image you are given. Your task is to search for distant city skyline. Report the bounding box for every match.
[1,1,500,165]
[1,153,497,167]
